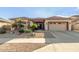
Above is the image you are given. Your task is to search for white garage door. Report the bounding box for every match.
[48,22,67,31]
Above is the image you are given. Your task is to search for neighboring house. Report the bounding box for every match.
[70,15,79,30]
[10,17,30,30]
[0,18,11,28]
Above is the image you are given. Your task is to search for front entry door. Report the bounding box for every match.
[36,22,44,30]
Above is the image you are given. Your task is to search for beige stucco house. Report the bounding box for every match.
[31,17,73,31]
[0,18,11,28]
[70,16,79,31]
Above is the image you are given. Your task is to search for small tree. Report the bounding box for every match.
[12,23,17,28]
[30,23,38,32]
[12,18,25,34]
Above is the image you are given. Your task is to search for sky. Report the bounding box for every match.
[0,7,79,19]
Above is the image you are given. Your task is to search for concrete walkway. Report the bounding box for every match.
[4,38,45,43]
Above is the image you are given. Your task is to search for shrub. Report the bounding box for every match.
[25,30,32,33]
[18,23,24,28]
[19,29,25,33]
[30,23,38,32]
[0,28,6,34]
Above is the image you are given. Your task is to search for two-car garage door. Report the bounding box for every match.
[48,22,68,31]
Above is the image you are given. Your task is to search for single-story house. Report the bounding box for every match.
[0,18,11,28]
[31,16,73,31]
[70,16,79,30]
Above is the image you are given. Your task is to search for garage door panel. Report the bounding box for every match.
[49,22,67,31]
[73,24,79,30]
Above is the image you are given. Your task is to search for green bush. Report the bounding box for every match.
[30,23,38,32]
[19,29,25,33]
[18,23,24,28]
[25,30,32,33]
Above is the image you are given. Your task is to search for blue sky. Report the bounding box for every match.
[0,7,79,19]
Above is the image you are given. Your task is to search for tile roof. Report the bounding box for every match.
[47,16,70,20]
[0,18,11,23]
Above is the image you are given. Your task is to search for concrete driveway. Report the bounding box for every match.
[44,31,79,43]
[34,31,79,52]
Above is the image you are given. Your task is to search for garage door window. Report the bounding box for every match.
[49,22,52,24]
[53,22,56,24]
[58,23,61,24]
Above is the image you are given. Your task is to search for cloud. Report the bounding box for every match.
[55,15,69,17]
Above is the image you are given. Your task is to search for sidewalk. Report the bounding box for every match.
[33,43,79,52]
[5,38,45,43]
[0,38,46,52]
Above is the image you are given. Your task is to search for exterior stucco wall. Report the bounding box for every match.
[44,20,48,30]
[0,22,11,27]
[73,24,79,30]
[67,20,72,31]
[72,20,79,30]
